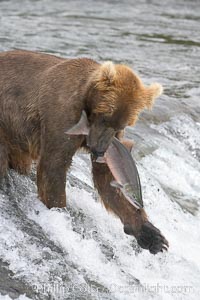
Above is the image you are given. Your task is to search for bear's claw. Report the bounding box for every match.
[136,221,169,254]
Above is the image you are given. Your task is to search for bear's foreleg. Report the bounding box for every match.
[92,160,148,232]
[37,134,84,209]
[92,160,169,254]
[37,156,68,208]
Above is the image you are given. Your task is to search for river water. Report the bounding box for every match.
[0,0,200,299]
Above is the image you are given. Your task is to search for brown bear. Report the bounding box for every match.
[0,50,168,254]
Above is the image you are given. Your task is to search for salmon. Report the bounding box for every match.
[65,111,143,209]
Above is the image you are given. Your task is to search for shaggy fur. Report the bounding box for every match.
[0,50,168,254]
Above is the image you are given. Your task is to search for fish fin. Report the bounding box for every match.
[121,139,134,152]
[96,156,106,163]
[110,181,123,189]
[65,110,89,135]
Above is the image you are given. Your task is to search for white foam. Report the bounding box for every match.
[0,295,30,300]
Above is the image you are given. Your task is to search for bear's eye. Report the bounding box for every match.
[115,128,123,133]
[101,117,107,124]
[115,124,125,131]
[100,116,109,126]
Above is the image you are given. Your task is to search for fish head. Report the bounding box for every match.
[123,183,134,194]
[123,183,143,209]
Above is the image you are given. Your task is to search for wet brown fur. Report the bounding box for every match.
[0,50,164,247]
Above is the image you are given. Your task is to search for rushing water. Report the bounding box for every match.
[0,0,200,299]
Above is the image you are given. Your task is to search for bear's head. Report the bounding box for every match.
[86,61,163,157]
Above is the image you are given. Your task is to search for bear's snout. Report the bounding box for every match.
[87,123,115,157]
[91,149,105,158]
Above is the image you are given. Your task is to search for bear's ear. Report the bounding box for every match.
[144,83,163,109]
[94,61,116,86]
